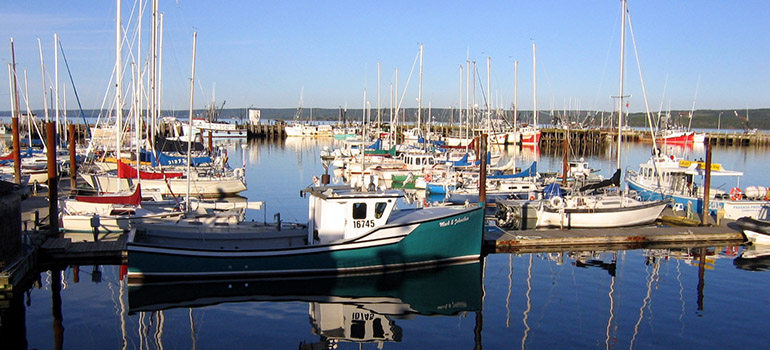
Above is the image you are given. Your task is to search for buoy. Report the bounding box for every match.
[549,196,563,208]
[729,187,743,201]
[424,173,432,182]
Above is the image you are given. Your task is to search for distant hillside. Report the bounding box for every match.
[3,107,768,130]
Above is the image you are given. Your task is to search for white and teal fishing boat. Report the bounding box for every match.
[127,185,484,281]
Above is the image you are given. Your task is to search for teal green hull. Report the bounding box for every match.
[128,205,483,280]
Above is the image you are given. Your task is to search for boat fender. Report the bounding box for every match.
[234,168,245,178]
[549,196,563,208]
[730,187,743,201]
[529,194,536,201]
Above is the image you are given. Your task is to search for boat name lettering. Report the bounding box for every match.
[439,215,470,227]
[352,312,376,321]
[353,219,375,229]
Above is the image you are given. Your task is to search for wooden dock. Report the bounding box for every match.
[38,235,127,266]
[484,225,744,254]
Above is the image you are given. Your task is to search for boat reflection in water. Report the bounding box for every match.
[128,261,482,348]
[733,245,770,271]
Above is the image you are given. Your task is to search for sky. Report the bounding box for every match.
[1,0,769,113]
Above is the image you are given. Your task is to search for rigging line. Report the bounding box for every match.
[394,46,420,116]
[57,39,91,138]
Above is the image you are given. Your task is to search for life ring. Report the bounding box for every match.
[549,196,564,208]
[234,168,244,178]
[765,187,770,201]
[529,194,536,201]
[424,173,432,182]
[729,187,743,201]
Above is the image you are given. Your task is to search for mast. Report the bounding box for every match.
[54,33,60,135]
[150,0,158,147]
[156,12,165,146]
[186,32,197,210]
[514,60,518,133]
[377,61,381,129]
[417,43,423,132]
[616,0,627,171]
[360,89,366,190]
[116,0,123,191]
[459,64,463,137]
[37,39,49,123]
[486,56,491,132]
[532,42,537,129]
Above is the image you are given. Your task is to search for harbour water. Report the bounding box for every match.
[4,137,769,349]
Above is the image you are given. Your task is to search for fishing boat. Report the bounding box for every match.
[735,217,770,245]
[625,152,770,220]
[126,185,484,281]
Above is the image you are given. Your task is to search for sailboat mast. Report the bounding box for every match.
[617,0,627,171]
[116,0,123,191]
[486,56,491,131]
[54,33,60,133]
[532,42,537,129]
[377,61,381,128]
[417,44,423,132]
[186,32,197,210]
[37,39,49,124]
[514,60,518,131]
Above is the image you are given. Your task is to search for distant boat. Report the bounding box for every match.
[126,185,484,281]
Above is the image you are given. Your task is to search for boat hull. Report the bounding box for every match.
[82,174,247,197]
[535,200,668,228]
[127,205,484,281]
[627,177,770,220]
[736,217,770,245]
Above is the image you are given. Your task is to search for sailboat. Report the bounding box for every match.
[534,0,667,229]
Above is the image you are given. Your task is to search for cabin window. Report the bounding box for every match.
[352,203,367,219]
[374,202,388,219]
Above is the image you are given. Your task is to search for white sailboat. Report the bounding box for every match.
[534,0,667,229]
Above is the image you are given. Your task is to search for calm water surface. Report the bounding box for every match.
[5,138,769,349]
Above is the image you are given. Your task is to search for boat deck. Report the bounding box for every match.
[130,225,308,251]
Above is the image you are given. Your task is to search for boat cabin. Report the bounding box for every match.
[304,186,401,244]
[401,152,437,171]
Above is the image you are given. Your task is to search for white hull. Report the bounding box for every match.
[744,230,770,245]
[81,174,247,197]
[536,198,667,228]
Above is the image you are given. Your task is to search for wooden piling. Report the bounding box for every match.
[69,124,77,193]
[46,122,59,235]
[702,143,712,226]
[12,117,21,184]
[479,134,487,204]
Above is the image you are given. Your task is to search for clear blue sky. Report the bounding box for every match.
[1,0,768,113]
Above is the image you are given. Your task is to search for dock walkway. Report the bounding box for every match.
[485,225,743,253]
